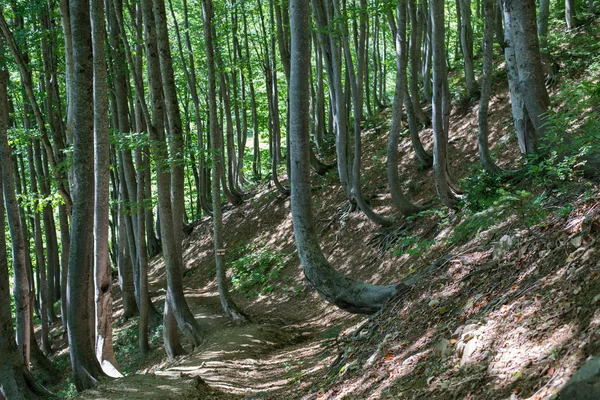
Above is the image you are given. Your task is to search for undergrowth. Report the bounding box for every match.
[228,242,286,297]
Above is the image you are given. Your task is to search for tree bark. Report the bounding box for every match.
[431,0,459,208]
[479,0,503,174]
[0,112,46,398]
[458,0,480,99]
[91,0,120,377]
[66,0,107,389]
[387,0,427,217]
[0,71,32,372]
[291,0,408,315]
[203,0,249,326]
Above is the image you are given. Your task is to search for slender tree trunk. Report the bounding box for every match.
[0,71,32,370]
[387,1,426,216]
[537,0,550,51]
[431,0,459,208]
[140,0,203,350]
[458,0,480,99]
[0,109,47,397]
[479,0,503,174]
[26,146,51,355]
[91,0,120,377]
[203,0,249,325]
[566,0,576,30]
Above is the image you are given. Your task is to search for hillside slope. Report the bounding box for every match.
[65,17,600,400]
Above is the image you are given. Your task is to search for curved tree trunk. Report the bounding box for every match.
[203,0,250,326]
[140,0,203,351]
[335,0,394,226]
[431,0,459,208]
[387,0,427,217]
[291,0,408,315]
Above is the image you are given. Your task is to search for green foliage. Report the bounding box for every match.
[461,169,504,213]
[229,242,285,297]
[391,232,435,260]
[113,318,163,376]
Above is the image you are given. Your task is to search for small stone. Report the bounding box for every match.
[429,299,440,308]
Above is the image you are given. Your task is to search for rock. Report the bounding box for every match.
[429,299,440,308]
[559,357,600,399]
[434,339,452,359]
[493,235,515,261]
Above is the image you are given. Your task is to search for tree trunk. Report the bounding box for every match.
[0,121,46,398]
[458,0,480,99]
[478,0,503,175]
[291,0,408,315]
[67,0,107,389]
[431,0,459,208]
[140,0,203,350]
[566,0,576,30]
[387,1,427,217]
[0,70,32,370]
[91,0,120,377]
[502,0,550,154]
[537,0,550,51]
[203,0,249,326]
[27,146,51,355]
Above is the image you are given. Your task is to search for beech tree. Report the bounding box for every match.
[290,0,409,315]
[66,0,107,389]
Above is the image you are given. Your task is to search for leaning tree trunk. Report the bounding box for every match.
[139,0,203,351]
[387,0,426,216]
[431,0,459,208]
[66,0,107,390]
[291,0,408,315]
[335,0,393,226]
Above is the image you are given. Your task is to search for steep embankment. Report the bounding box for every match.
[66,18,600,400]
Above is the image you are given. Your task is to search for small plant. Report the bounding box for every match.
[229,242,285,297]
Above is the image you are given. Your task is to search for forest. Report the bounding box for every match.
[1,0,600,398]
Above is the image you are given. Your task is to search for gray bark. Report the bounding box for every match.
[458,0,480,99]
[387,1,426,217]
[478,0,503,175]
[91,0,120,377]
[537,0,550,51]
[431,0,459,208]
[66,0,107,389]
[0,128,44,399]
[203,0,249,326]
[291,0,407,314]
[502,0,551,154]
[0,70,32,371]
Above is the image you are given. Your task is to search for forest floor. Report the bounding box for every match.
[44,17,600,400]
